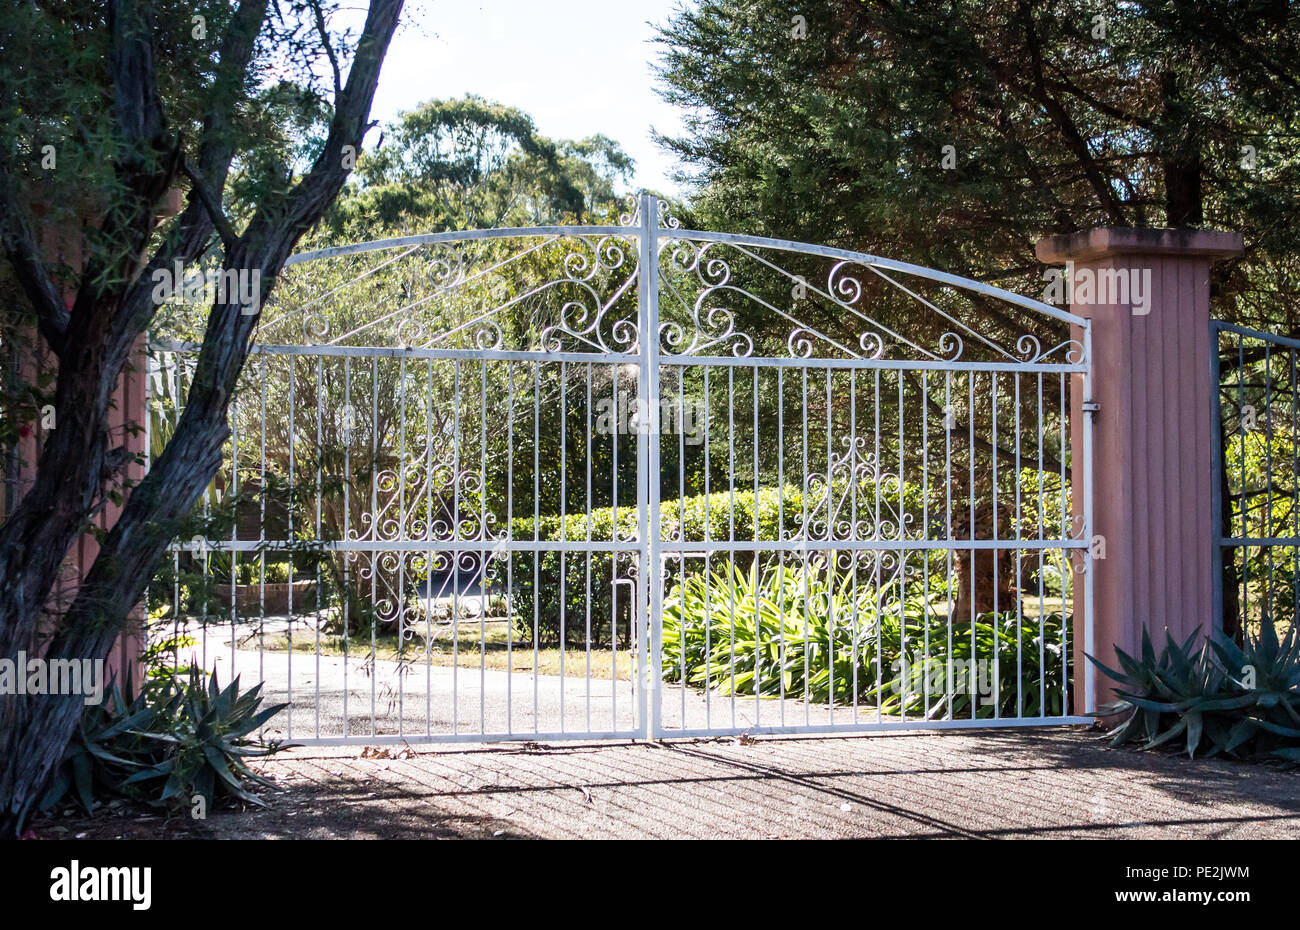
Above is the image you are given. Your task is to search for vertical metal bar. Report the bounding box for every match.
[450,358,461,735]
[826,366,834,722]
[778,367,787,724]
[397,357,407,736]
[637,193,662,739]
[315,354,323,738]
[991,371,999,719]
[801,365,810,724]
[560,359,567,732]
[1037,371,1046,714]
[945,371,953,719]
[342,357,350,732]
[679,365,688,728]
[1014,371,1022,719]
[1058,369,1069,711]
[728,365,737,727]
[611,361,619,729]
[1265,343,1275,620]
[1210,321,1224,640]
[897,368,905,723]
[753,363,761,727]
[874,368,882,723]
[533,360,541,732]
[479,358,488,734]
[969,371,977,717]
[702,365,711,727]
[505,360,514,735]
[585,362,593,733]
[1238,335,1248,624]
[287,356,295,737]
[1081,320,1096,713]
[370,357,379,736]
[426,356,435,736]
[920,369,930,718]
[850,368,859,724]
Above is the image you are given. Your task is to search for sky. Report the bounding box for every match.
[363,0,693,197]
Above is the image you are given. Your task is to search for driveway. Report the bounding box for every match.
[198,640,852,740]
[202,729,1300,839]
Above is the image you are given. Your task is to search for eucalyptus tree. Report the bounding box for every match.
[329,95,634,232]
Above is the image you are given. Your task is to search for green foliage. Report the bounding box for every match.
[661,559,1067,717]
[1090,616,1300,764]
[516,484,809,545]
[872,611,1069,719]
[1216,334,1300,631]
[657,0,1300,336]
[40,667,288,817]
[509,486,812,647]
[662,559,883,704]
[334,94,634,233]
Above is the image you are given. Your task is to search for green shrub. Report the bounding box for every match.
[871,611,1069,718]
[661,558,884,703]
[514,484,809,545]
[39,667,288,818]
[1090,615,1300,764]
[509,486,810,647]
[660,559,1066,716]
[507,483,946,647]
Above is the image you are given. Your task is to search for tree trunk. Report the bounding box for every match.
[0,0,404,836]
[953,500,1019,620]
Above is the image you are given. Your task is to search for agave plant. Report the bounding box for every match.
[126,667,288,807]
[40,676,162,816]
[1089,615,1300,764]
[1209,614,1300,763]
[40,666,288,816]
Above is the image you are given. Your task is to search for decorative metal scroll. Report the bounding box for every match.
[244,196,1085,366]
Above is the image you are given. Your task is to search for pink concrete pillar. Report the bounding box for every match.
[18,191,179,690]
[1035,228,1243,710]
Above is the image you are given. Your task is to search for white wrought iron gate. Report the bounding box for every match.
[151,194,1093,744]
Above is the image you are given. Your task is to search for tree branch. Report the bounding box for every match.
[309,0,344,100]
[1013,1,1129,226]
[0,169,70,354]
[180,156,239,250]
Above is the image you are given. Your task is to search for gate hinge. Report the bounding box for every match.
[1081,400,1100,421]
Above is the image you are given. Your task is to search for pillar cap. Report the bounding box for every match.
[1035,227,1244,264]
